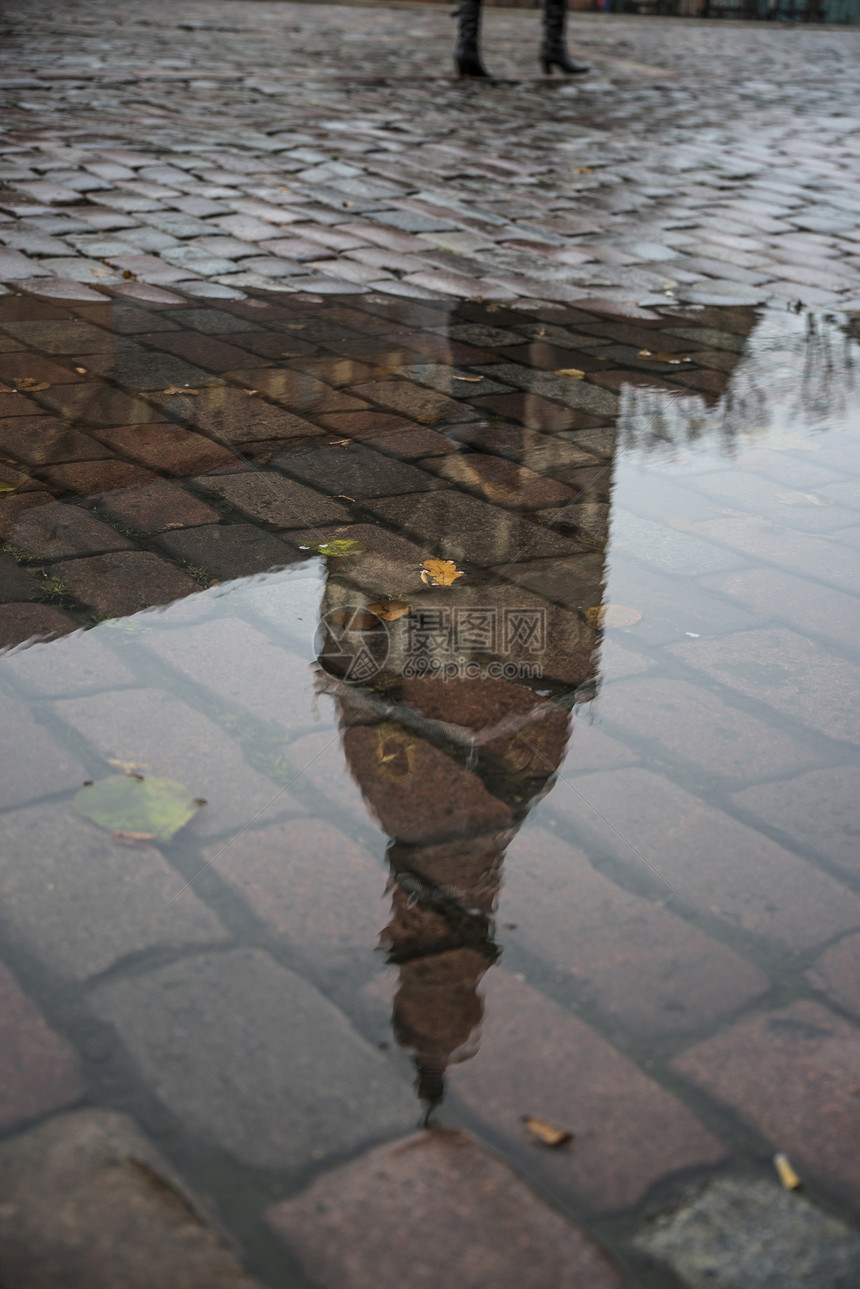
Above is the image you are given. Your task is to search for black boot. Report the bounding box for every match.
[455,0,490,77]
[540,0,590,75]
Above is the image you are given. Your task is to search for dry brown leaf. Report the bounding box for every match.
[572,166,593,174]
[14,377,50,392]
[107,757,151,776]
[112,830,157,844]
[555,368,585,380]
[420,558,464,587]
[774,1153,801,1190]
[585,604,642,628]
[368,599,411,621]
[122,269,136,280]
[162,387,199,396]
[453,376,482,383]
[75,366,88,374]
[243,388,259,396]
[522,1115,573,1148]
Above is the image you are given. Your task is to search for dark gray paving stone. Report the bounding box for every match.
[0,1109,260,1288]
[91,949,417,1170]
[273,441,441,499]
[634,1177,860,1289]
[196,470,352,529]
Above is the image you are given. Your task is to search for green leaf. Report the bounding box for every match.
[75,775,201,841]
[309,539,367,558]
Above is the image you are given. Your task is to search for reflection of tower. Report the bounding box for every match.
[317,488,611,1113]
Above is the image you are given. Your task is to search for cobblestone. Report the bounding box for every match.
[0,1110,261,1288]
[0,961,85,1130]
[91,948,416,1170]
[269,1128,630,1289]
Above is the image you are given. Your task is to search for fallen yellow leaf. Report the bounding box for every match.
[368,599,411,621]
[774,1153,801,1190]
[555,368,585,380]
[13,377,50,392]
[523,1115,573,1148]
[420,558,464,587]
[572,166,593,174]
[162,387,199,395]
[453,375,482,383]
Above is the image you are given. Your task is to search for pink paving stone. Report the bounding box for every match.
[808,933,860,1021]
[668,626,860,746]
[673,1001,860,1211]
[501,826,769,1038]
[207,817,387,970]
[449,971,724,1214]
[548,767,860,949]
[0,961,85,1130]
[732,765,860,881]
[268,1127,631,1289]
[598,676,815,781]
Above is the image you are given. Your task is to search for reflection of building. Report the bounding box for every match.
[316,465,611,1112]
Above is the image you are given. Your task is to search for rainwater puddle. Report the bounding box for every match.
[1,284,858,1282]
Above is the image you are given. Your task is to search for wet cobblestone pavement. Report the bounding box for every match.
[1,5,860,1289]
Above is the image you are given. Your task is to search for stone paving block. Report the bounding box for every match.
[1,624,134,694]
[451,970,724,1214]
[33,382,160,428]
[0,416,111,467]
[474,391,603,432]
[703,566,860,653]
[503,826,769,1038]
[140,329,270,372]
[0,351,84,386]
[669,627,860,746]
[600,677,814,782]
[5,501,134,560]
[155,385,322,445]
[269,1127,630,1289]
[0,686,86,809]
[208,817,387,969]
[36,459,158,496]
[142,616,317,730]
[198,469,352,529]
[283,727,377,828]
[549,766,860,949]
[0,960,85,1129]
[96,479,220,535]
[0,602,76,650]
[0,1109,261,1288]
[366,490,581,567]
[634,1176,860,1289]
[731,766,860,881]
[350,378,479,425]
[428,452,574,511]
[673,1001,860,1210]
[155,524,297,582]
[227,366,368,416]
[689,513,860,596]
[55,686,303,838]
[319,410,457,458]
[90,422,235,474]
[274,440,441,501]
[808,931,860,1021]
[0,551,42,602]
[91,948,417,1170]
[0,802,226,979]
[51,550,196,617]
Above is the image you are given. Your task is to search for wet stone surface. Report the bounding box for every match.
[0,4,859,1283]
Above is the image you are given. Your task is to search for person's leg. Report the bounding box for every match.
[455,0,490,77]
[540,0,590,74]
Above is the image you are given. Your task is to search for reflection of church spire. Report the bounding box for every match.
[321,666,580,1114]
